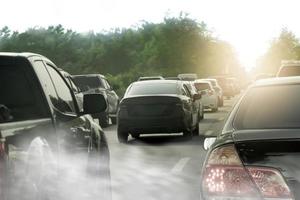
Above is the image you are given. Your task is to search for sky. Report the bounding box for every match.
[1,0,300,70]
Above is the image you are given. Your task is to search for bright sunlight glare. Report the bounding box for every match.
[1,0,300,71]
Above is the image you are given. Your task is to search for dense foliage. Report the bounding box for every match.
[0,15,241,95]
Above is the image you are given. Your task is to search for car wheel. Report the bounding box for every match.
[111,117,117,125]
[99,113,109,128]
[200,108,204,120]
[218,97,224,106]
[193,121,200,136]
[117,128,128,143]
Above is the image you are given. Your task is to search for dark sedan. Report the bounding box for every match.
[117,80,201,143]
[201,77,300,200]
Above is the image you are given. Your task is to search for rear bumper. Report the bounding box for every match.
[118,116,186,134]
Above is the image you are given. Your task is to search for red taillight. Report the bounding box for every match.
[202,144,293,200]
[247,167,292,199]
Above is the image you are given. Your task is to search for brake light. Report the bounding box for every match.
[247,167,292,199]
[202,144,293,200]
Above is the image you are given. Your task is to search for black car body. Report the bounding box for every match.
[117,80,201,143]
[0,53,111,200]
[201,77,300,200]
[73,74,120,127]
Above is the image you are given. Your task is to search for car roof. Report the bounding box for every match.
[253,76,300,87]
[73,74,105,78]
[0,52,57,67]
[132,80,181,86]
[0,52,42,58]
[194,79,211,84]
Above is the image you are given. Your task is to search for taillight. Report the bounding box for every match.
[202,144,293,200]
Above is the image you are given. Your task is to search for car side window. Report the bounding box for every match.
[183,85,192,97]
[46,64,76,114]
[33,60,60,106]
[104,79,111,89]
[181,86,188,96]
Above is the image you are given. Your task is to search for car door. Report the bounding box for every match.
[183,84,197,126]
[33,60,96,164]
[102,78,119,114]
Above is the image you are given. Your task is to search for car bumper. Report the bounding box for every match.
[118,116,186,134]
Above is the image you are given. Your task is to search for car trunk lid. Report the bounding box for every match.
[233,129,300,199]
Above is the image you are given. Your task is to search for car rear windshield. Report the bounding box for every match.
[0,57,48,123]
[73,76,103,91]
[234,84,300,129]
[194,82,210,91]
[278,66,300,77]
[127,83,178,96]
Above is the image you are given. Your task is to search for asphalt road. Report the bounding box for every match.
[103,96,239,200]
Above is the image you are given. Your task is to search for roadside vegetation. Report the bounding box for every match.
[0,14,243,95]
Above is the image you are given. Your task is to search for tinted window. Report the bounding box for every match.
[73,76,103,91]
[127,83,178,96]
[194,82,210,91]
[234,85,300,129]
[0,58,48,122]
[46,65,76,113]
[278,66,300,77]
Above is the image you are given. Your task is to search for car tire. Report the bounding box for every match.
[117,128,128,143]
[99,113,109,128]
[219,97,224,107]
[193,121,200,136]
[111,117,117,125]
[199,107,204,120]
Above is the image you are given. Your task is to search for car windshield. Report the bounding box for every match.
[194,82,210,90]
[127,83,178,96]
[234,84,300,129]
[73,76,103,91]
[278,66,300,77]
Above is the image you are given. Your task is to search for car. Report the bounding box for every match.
[277,60,300,77]
[194,80,219,112]
[117,80,202,143]
[201,78,224,106]
[201,76,300,200]
[210,75,235,98]
[177,73,198,81]
[0,52,111,200]
[73,74,120,127]
[182,80,204,120]
[137,76,164,81]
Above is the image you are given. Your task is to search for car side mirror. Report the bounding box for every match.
[83,94,107,114]
[193,93,202,101]
[203,137,217,150]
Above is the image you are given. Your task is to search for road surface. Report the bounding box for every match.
[103,96,239,200]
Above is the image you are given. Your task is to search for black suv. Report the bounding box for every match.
[0,53,111,200]
[73,74,119,127]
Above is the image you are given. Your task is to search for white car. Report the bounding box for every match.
[193,80,218,112]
